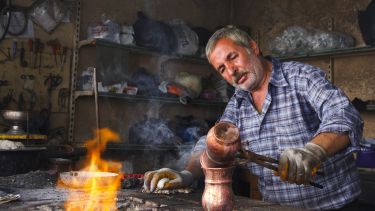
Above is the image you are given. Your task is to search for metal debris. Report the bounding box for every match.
[141,187,194,194]
[0,193,20,205]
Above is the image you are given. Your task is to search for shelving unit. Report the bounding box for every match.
[276,45,375,83]
[277,45,375,60]
[78,38,209,65]
[69,37,375,143]
[69,36,227,146]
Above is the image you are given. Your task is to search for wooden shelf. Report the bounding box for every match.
[0,134,47,140]
[78,38,209,64]
[277,45,375,60]
[75,90,227,107]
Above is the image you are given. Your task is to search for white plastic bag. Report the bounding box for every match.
[168,20,199,55]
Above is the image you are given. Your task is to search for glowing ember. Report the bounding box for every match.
[58,128,123,211]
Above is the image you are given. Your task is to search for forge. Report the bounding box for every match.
[0,171,299,210]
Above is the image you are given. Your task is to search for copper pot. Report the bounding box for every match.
[200,149,234,168]
[205,121,240,167]
[201,166,235,211]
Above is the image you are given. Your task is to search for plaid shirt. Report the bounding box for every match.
[194,57,363,210]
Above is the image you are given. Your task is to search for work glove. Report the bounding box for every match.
[143,168,193,192]
[278,142,327,185]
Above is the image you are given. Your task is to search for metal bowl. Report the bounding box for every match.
[59,171,119,189]
[1,110,28,122]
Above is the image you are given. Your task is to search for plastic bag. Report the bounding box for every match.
[269,26,355,55]
[168,20,199,55]
[133,11,177,54]
[358,0,375,45]
[29,0,67,32]
[87,13,120,43]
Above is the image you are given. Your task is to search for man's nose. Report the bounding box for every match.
[225,62,237,75]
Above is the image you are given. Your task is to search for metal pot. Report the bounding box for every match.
[201,166,235,211]
[205,121,240,167]
[0,147,45,176]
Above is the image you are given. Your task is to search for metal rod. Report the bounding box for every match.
[93,67,100,141]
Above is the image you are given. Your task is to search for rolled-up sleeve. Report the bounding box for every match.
[192,135,207,154]
[304,68,364,153]
[192,95,240,154]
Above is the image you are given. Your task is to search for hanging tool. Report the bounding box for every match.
[0,80,9,86]
[58,88,69,111]
[60,46,67,71]
[38,42,44,74]
[7,47,11,60]
[19,42,27,67]
[0,48,10,63]
[33,38,41,69]
[238,148,324,189]
[0,89,15,110]
[33,38,40,69]
[12,40,17,60]
[44,74,63,114]
[28,38,33,67]
[47,39,61,67]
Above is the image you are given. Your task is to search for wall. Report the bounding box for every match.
[0,0,75,141]
[231,0,375,138]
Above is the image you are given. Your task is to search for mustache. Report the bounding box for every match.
[232,70,247,84]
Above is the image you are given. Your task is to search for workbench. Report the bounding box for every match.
[0,187,304,210]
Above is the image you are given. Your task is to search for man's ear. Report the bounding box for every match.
[249,40,260,56]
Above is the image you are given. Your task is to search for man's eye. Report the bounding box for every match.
[218,66,225,74]
[229,53,237,60]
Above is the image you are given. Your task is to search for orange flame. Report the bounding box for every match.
[58,128,123,211]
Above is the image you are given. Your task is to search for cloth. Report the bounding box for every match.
[193,57,363,210]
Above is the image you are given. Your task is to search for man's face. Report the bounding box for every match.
[208,38,265,92]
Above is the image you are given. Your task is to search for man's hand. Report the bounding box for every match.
[143,168,193,192]
[278,142,327,185]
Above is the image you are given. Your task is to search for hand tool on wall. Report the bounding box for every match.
[0,89,14,110]
[44,73,62,112]
[28,38,33,67]
[0,80,9,86]
[33,38,41,69]
[0,48,10,63]
[12,40,17,60]
[19,42,27,67]
[38,42,44,74]
[47,39,61,67]
[60,46,67,71]
[58,88,69,111]
[21,74,35,90]
[6,47,10,60]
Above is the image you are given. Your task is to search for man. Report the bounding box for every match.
[144,26,363,210]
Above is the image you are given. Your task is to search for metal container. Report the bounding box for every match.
[201,166,235,211]
[1,110,28,122]
[1,110,28,134]
[59,171,120,189]
[204,121,240,167]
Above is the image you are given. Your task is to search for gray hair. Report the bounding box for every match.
[205,25,253,59]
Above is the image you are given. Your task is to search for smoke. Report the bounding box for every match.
[165,145,195,171]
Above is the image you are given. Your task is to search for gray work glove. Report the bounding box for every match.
[278,142,327,185]
[143,168,193,192]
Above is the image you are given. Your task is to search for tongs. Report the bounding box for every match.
[237,149,324,189]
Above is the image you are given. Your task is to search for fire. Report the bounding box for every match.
[58,128,123,211]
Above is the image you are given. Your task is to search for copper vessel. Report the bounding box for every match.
[204,121,240,167]
[201,166,235,211]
